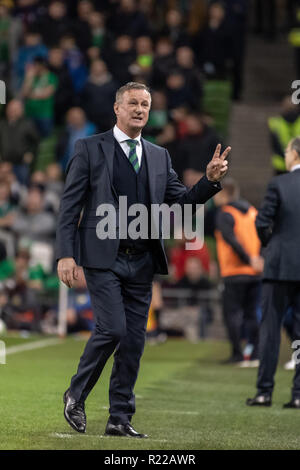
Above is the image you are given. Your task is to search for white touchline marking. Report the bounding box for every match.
[51,433,169,442]
[100,406,199,415]
[6,338,63,355]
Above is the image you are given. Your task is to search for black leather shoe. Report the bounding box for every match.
[246,395,272,407]
[63,389,86,433]
[283,398,300,409]
[105,422,148,438]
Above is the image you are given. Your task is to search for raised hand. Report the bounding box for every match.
[206,143,231,182]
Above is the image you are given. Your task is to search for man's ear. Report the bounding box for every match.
[113,102,118,116]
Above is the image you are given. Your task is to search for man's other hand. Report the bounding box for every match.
[57,257,79,288]
[206,144,231,182]
[250,255,264,274]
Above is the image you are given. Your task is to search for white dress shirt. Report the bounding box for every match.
[113,125,142,167]
[291,163,300,172]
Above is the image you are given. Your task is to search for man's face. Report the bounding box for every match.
[114,89,151,134]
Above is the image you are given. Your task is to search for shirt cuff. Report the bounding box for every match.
[203,174,222,190]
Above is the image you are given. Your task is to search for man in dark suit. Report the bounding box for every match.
[247,137,300,408]
[56,82,230,437]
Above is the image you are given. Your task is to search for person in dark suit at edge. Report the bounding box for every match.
[247,137,300,408]
[56,82,231,437]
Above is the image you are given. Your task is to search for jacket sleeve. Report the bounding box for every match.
[55,139,90,261]
[255,178,280,247]
[163,150,221,209]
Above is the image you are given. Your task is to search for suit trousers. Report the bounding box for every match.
[257,280,300,399]
[69,250,154,424]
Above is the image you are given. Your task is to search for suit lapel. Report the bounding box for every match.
[98,129,118,201]
[142,138,158,204]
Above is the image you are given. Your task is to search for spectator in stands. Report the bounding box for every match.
[175,46,203,108]
[29,169,61,214]
[36,0,71,49]
[156,122,182,178]
[87,10,107,52]
[107,0,150,38]
[161,9,189,48]
[0,2,22,79]
[165,70,194,110]
[21,56,58,137]
[12,185,56,244]
[0,178,16,230]
[48,46,74,126]
[214,178,263,365]
[71,0,93,54]
[151,37,176,89]
[193,1,232,80]
[0,99,39,184]
[179,113,221,175]
[60,34,88,93]
[128,35,154,82]
[175,256,212,304]
[169,232,211,282]
[268,96,300,174]
[56,107,96,171]
[0,161,27,206]
[106,35,135,85]
[14,29,48,90]
[144,90,168,141]
[80,59,118,132]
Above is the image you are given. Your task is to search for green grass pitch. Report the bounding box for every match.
[0,334,299,450]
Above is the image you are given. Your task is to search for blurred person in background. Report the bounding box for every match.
[0,99,39,185]
[247,137,300,408]
[0,1,22,80]
[48,46,74,126]
[36,0,71,49]
[0,178,16,231]
[160,8,189,48]
[21,56,58,137]
[107,0,150,38]
[214,178,263,365]
[151,37,176,89]
[143,90,168,142]
[14,29,48,91]
[0,161,27,206]
[268,96,300,175]
[106,35,135,85]
[80,59,118,132]
[179,113,221,177]
[130,35,154,81]
[87,10,107,54]
[12,185,56,244]
[60,34,88,94]
[56,107,96,172]
[175,46,203,107]
[193,1,232,80]
[71,0,93,54]
[165,69,194,110]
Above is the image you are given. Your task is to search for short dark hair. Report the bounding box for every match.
[115,82,151,103]
[290,137,300,158]
[221,177,240,200]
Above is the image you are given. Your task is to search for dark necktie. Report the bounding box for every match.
[126,139,140,173]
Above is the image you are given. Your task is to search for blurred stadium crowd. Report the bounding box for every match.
[0,0,298,356]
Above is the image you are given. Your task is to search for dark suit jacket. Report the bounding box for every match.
[256,168,300,281]
[55,129,221,274]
